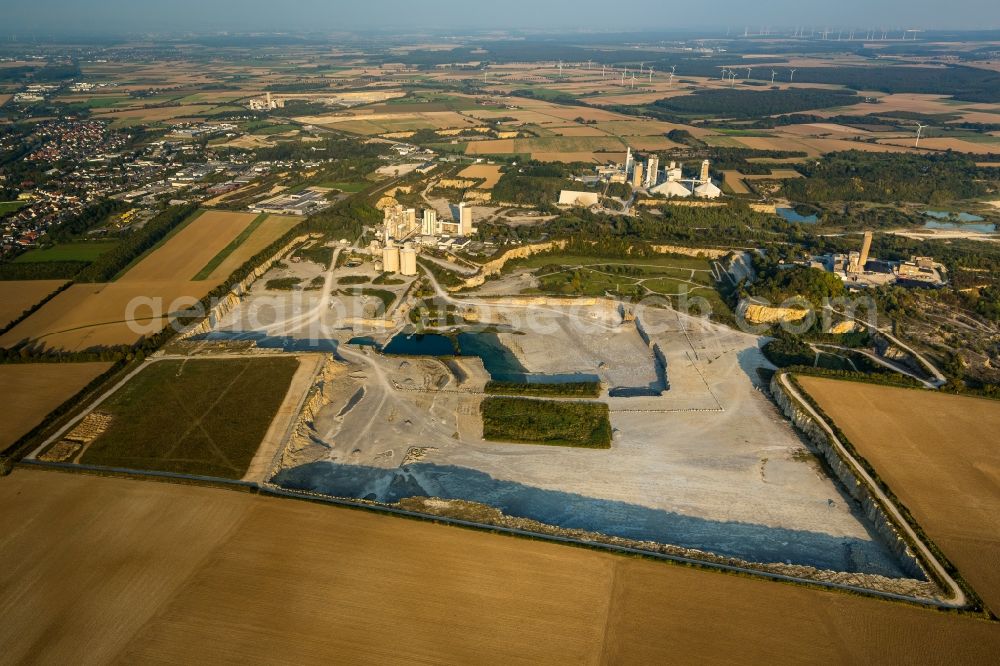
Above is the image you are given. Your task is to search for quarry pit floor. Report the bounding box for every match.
[254,301,910,577]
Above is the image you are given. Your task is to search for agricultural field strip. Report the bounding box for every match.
[192,212,268,280]
[0,363,113,450]
[779,373,966,607]
[9,469,998,664]
[797,376,1000,612]
[0,281,67,329]
[28,353,309,462]
[110,209,206,281]
[119,210,259,283]
[0,210,282,349]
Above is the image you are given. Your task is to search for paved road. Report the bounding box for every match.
[778,373,967,608]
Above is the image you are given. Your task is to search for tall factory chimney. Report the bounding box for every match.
[859,231,873,270]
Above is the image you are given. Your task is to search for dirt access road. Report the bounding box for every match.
[779,373,966,608]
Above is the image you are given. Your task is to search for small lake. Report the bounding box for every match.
[381,333,457,356]
[923,210,984,223]
[383,330,598,384]
[776,208,819,224]
[347,336,380,349]
[923,220,996,233]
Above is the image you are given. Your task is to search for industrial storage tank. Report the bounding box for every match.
[382,243,400,273]
[400,243,418,277]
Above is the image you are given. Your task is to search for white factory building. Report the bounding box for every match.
[592,148,722,199]
[648,158,721,199]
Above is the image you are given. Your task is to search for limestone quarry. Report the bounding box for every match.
[187,234,948,601]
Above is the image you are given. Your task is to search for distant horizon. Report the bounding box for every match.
[2,1,998,36]
[3,27,1000,44]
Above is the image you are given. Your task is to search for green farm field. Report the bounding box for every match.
[481,397,612,448]
[507,252,730,315]
[80,358,299,478]
[0,200,28,215]
[12,242,118,263]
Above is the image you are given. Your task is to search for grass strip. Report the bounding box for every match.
[192,213,268,281]
[481,397,611,449]
[485,381,601,398]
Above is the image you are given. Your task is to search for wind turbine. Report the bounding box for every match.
[789,68,797,82]
[558,60,564,78]
[745,66,752,78]
[648,67,654,83]
[730,72,737,88]
[720,67,728,80]
[914,123,928,148]
[668,65,676,86]
[770,70,776,85]
[602,64,606,79]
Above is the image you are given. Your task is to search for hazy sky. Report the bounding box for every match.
[3,0,998,34]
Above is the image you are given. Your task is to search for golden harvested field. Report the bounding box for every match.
[122,210,259,282]
[0,93,12,106]
[878,137,1000,154]
[723,134,916,156]
[742,169,804,181]
[0,280,65,328]
[295,111,477,135]
[548,124,610,137]
[798,376,1000,612]
[0,363,111,449]
[92,104,216,124]
[627,136,685,151]
[465,138,516,155]
[204,214,301,282]
[780,122,873,137]
[817,93,961,117]
[0,282,212,350]
[2,469,1000,664]
[456,164,503,189]
[591,91,684,105]
[524,104,622,123]
[531,151,626,163]
[1,211,262,351]
[593,119,685,136]
[723,170,751,194]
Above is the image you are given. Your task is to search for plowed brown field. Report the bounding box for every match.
[122,210,258,282]
[798,376,1000,612]
[0,211,265,351]
[0,280,65,328]
[1,469,999,663]
[0,363,111,449]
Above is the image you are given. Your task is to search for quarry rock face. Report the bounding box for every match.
[770,374,930,584]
